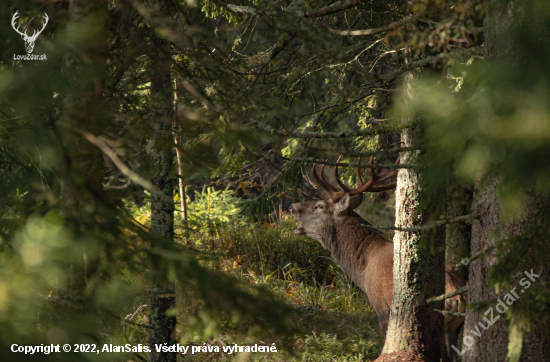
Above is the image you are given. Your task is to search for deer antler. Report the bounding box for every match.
[312,154,400,201]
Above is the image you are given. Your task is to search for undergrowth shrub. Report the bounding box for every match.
[125,187,391,361]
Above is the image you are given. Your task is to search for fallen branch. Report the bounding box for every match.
[427,284,469,304]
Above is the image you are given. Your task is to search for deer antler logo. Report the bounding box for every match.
[11,11,49,54]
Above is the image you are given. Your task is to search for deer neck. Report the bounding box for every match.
[325,213,390,286]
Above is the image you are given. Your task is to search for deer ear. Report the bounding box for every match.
[334,193,351,216]
[349,194,363,210]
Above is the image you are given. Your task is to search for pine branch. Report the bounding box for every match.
[249,32,295,88]
[283,157,417,169]
[345,146,420,157]
[325,15,419,36]
[374,46,482,82]
[228,0,367,19]
[364,213,480,231]
[248,118,421,139]
[427,284,469,304]
[454,247,491,270]
[226,4,277,16]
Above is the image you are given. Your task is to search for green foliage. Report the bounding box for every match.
[174,217,383,361]
[183,186,246,239]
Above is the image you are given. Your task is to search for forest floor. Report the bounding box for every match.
[123,192,396,361]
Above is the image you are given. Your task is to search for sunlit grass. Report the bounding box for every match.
[124,188,394,361]
[176,216,384,361]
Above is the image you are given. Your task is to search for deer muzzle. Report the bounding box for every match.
[294,225,305,235]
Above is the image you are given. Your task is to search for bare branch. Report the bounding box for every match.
[228,0,366,18]
[80,131,158,193]
[364,213,480,231]
[226,4,277,16]
[427,284,469,304]
[433,309,466,317]
[304,0,364,18]
[454,247,491,270]
[248,118,421,139]
[325,16,418,36]
[284,157,416,169]
[345,146,420,157]
[374,46,482,81]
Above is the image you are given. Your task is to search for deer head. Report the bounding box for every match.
[290,155,399,247]
[12,11,49,54]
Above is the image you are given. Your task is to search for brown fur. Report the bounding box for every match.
[289,194,466,362]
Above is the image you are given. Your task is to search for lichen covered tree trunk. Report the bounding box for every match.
[380,71,446,361]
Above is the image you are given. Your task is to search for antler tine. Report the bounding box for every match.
[347,154,402,195]
[355,156,376,186]
[367,182,398,193]
[312,162,338,196]
[356,155,379,186]
[334,155,352,193]
[343,156,377,196]
[320,163,339,192]
[314,154,400,200]
[371,155,401,186]
[356,157,364,186]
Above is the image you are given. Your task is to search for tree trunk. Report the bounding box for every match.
[462,1,550,361]
[446,174,472,280]
[60,0,107,306]
[146,10,177,362]
[174,79,187,222]
[380,71,447,361]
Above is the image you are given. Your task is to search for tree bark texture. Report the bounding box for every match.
[463,2,550,361]
[446,174,472,280]
[146,10,176,362]
[464,177,550,362]
[381,71,446,361]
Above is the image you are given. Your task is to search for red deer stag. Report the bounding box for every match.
[289,156,466,362]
